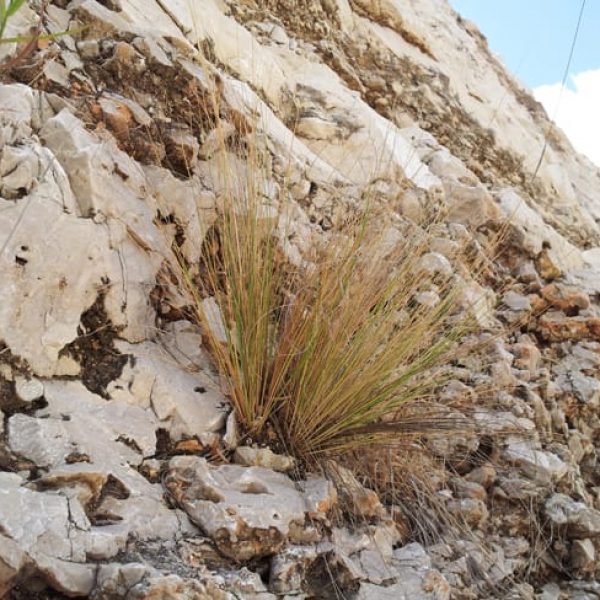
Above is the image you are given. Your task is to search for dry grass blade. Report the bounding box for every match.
[172,111,488,461]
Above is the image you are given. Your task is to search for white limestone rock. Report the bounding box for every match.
[109,341,227,439]
[0,533,27,598]
[0,473,87,562]
[158,320,212,373]
[355,571,450,600]
[9,380,158,467]
[0,145,115,376]
[503,439,568,485]
[166,456,308,560]
[298,477,338,520]
[496,188,583,274]
[40,109,165,343]
[14,376,44,403]
[545,494,600,539]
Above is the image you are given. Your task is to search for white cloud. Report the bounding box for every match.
[534,68,600,167]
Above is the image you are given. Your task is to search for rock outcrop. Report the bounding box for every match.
[2,0,600,598]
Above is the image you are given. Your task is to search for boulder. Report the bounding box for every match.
[165,456,308,560]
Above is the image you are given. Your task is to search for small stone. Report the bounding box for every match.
[298,477,338,519]
[446,498,488,528]
[504,440,568,484]
[54,355,81,376]
[415,252,453,277]
[164,128,199,173]
[61,50,84,73]
[296,116,339,140]
[444,181,500,227]
[14,376,44,403]
[568,430,593,464]
[99,97,133,142]
[501,536,530,558]
[536,248,562,280]
[174,438,205,454]
[223,411,238,450]
[128,574,226,599]
[570,538,595,572]
[0,533,26,598]
[290,178,311,201]
[490,360,517,387]
[393,542,431,569]
[165,456,307,560]
[198,122,236,160]
[537,311,600,342]
[539,583,561,600]
[112,41,141,65]
[43,61,70,88]
[556,370,600,405]
[502,290,531,311]
[515,261,539,284]
[415,290,440,307]
[465,464,496,489]
[450,478,487,501]
[512,342,541,372]
[234,446,296,473]
[545,493,600,539]
[269,24,289,45]
[429,237,460,259]
[357,549,395,585]
[77,39,100,59]
[270,546,317,594]
[139,459,162,483]
[495,476,541,501]
[541,283,590,313]
[132,36,173,68]
[325,462,384,518]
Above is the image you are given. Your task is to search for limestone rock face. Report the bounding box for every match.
[165,456,312,560]
[2,0,600,597]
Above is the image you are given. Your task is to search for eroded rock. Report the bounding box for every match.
[165,456,308,560]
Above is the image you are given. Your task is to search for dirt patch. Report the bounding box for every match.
[59,292,129,398]
[8,588,72,600]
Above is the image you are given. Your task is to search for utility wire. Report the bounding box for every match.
[532,0,586,180]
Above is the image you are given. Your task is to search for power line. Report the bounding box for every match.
[532,0,586,180]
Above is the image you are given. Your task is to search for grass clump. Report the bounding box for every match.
[175,132,482,462]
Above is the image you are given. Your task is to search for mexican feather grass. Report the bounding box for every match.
[174,123,484,461]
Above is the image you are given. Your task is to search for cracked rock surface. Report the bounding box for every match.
[2,0,600,598]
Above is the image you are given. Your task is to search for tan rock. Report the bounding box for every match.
[541,283,590,313]
[512,342,542,372]
[446,498,488,528]
[537,312,600,342]
[234,446,296,473]
[325,461,385,519]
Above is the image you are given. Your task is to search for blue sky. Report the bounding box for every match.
[450,1,600,166]
[450,0,600,89]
